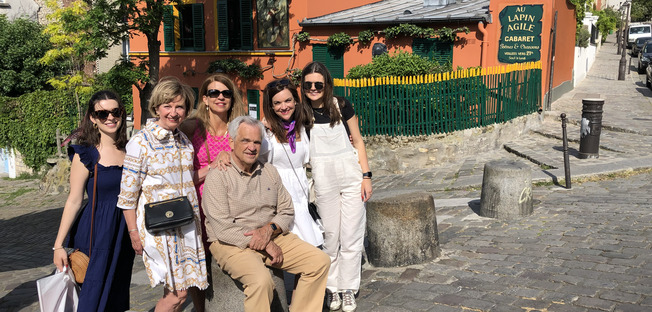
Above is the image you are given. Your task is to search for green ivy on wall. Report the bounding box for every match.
[207,59,263,80]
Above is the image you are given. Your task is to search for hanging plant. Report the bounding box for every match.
[384,23,434,39]
[287,68,302,86]
[434,26,470,42]
[357,29,375,44]
[295,31,311,43]
[327,32,354,49]
[207,59,263,80]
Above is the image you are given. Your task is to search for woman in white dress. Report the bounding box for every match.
[118,77,209,311]
[260,78,324,247]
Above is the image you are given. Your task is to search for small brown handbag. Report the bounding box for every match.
[69,163,97,284]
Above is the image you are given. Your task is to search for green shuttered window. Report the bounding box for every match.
[412,38,453,65]
[312,44,344,79]
[217,0,254,51]
[163,4,205,52]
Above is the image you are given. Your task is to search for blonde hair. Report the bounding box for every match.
[189,74,246,137]
[148,76,195,117]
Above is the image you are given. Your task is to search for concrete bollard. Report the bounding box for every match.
[205,257,288,312]
[366,192,440,267]
[480,160,533,219]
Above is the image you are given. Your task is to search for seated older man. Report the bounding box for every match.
[202,115,330,312]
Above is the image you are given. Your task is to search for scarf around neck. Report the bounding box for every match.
[283,120,296,153]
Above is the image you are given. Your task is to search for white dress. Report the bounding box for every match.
[117,120,209,291]
[262,127,324,247]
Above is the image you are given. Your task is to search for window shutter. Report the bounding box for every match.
[217,0,229,50]
[192,87,199,109]
[412,38,433,58]
[191,3,205,51]
[312,44,344,78]
[163,5,175,52]
[246,89,260,119]
[432,39,453,65]
[240,0,253,50]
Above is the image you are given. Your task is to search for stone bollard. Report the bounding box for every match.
[205,257,288,312]
[366,192,440,267]
[480,160,533,219]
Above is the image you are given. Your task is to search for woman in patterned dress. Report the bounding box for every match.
[118,77,209,311]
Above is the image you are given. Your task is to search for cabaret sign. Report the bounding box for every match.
[498,5,543,63]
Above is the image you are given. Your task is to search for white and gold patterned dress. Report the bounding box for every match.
[118,120,208,291]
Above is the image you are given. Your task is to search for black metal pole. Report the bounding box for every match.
[561,113,571,189]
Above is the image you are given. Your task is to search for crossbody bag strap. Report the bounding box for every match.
[280,143,310,200]
[204,134,212,165]
[89,162,98,257]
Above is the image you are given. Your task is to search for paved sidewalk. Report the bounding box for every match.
[0,34,650,311]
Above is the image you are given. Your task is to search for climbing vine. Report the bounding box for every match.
[207,59,263,80]
[327,32,354,49]
[383,23,469,42]
[568,0,595,31]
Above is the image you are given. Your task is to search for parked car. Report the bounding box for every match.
[646,63,652,90]
[632,37,652,56]
[637,41,652,74]
[627,24,652,48]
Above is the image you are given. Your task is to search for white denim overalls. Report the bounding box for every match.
[309,100,365,292]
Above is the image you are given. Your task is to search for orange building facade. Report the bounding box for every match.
[128,0,577,128]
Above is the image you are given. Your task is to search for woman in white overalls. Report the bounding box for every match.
[301,61,373,312]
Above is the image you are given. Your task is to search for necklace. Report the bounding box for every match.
[313,107,326,116]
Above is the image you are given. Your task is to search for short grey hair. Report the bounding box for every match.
[228,116,265,141]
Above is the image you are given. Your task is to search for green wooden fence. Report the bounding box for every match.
[334,61,542,136]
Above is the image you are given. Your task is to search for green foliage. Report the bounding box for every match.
[594,7,619,44]
[327,32,354,49]
[207,59,263,80]
[346,50,452,79]
[631,0,652,22]
[576,26,591,48]
[94,61,148,114]
[287,68,302,86]
[0,90,79,171]
[568,0,595,31]
[357,30,375,44]
[383,24,469,42]
[0,15,68,97]
[296,32,311,43]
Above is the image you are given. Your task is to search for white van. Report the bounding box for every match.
[627,24,652,48]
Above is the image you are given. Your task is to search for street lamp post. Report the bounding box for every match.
[617,4,626,54]
[618,1,631,80]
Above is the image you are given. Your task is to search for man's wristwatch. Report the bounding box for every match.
[362,171,372,179]
[269,223,282,236]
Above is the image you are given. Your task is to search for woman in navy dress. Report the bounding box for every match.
[52,90,135,311]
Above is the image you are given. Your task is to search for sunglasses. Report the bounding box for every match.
[92,107,123,121]
[266,79,291,89]
[206,89,233,99]
[302,81,325,91]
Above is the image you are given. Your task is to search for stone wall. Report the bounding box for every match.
[364,113,542,175]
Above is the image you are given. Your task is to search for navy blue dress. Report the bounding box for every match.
[67,145,135,312]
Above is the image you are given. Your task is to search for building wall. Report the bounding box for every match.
[0,0,40,21]
[129,0,577,126]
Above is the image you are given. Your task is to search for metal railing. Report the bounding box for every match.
[334,61,542,137]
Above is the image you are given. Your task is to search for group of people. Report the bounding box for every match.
[52,61,373,312]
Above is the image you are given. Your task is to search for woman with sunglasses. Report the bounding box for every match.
[179,74,245,310]
[118,77,208,311]
[52,90,135,311]
[260,78,324,247]
[301,61,372,312]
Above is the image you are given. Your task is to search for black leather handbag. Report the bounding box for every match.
[145,196,194,232]
[144,141,195,233]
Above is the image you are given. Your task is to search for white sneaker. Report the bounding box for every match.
[326,290,342,311]
[342,290,357,312]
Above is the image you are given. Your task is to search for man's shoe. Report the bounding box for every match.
[326,290,342,310]
[342,290,357,312]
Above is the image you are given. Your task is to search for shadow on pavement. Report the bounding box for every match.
[0,278,43,311]
[0,207,63,272]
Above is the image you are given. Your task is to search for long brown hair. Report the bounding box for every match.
[262,79,311,143]
[300,61,342,127]
[188,74,246,139]
[78,90,128,150]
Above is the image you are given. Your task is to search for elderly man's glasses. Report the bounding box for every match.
[207,89,233,99]
[302,81,324,91]
[92,107,123,121]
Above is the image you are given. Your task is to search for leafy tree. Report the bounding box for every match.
[0,15,67,97]
[594,7,619,43]
[94,61,149,114]
[630,0,652,22]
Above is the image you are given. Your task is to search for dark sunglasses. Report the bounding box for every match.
[92,107,123,120]
[266,79,291,89]
[206,89,233,99]
[302,81,325,91]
